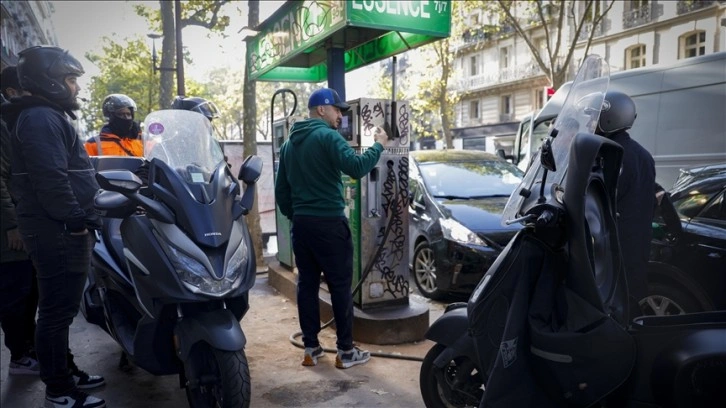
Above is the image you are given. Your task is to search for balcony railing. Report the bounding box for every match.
[460,25,515,47]
[677,0,716,14]
[623,3,663,29]
[459,62,544,90]
[577,21,606,41]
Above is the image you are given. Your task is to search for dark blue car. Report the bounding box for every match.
[645,163,726,315]
[408,150,523,299]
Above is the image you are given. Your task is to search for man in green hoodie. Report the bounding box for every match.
[275,87,387,369]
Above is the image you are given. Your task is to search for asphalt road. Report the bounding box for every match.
[1,274,445,408]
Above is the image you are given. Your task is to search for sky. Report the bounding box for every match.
[48,0,370,99]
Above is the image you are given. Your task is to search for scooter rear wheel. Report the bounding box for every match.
[420,344,484,408]
[184,343,251,408]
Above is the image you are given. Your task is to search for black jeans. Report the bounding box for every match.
[0,259,36,360]
[292,216,354,351]
[23,229,94,395]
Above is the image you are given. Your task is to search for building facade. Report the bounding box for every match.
[1,0,57,69]
[453,0,726,154]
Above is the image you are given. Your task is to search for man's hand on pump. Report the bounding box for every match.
[373,126,388,145]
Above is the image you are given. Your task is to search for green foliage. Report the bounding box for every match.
[205,66,318,140]
[83,37,157,135]
[134,0,231,34]
[82,36,210,137]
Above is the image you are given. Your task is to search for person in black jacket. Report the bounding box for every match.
[1,66,40,377]
[0,46,106,408]
[595,90,656,319]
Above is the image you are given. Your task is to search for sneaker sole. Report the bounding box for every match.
[335,356,370,369]
[76,380,106,390]
[302,352,324,367]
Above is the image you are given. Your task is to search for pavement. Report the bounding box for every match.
[1,269,447,408]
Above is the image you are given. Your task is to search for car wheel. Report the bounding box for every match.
[639,282,703,316]
[413,241,445,300]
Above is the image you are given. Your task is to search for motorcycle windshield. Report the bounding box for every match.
[141,110,225,183]
[501,55,610,225]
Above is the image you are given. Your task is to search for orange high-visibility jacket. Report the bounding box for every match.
[85,131,143,157]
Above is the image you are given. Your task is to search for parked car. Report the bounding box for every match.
[408,150,523,299]
[644,163,726,315]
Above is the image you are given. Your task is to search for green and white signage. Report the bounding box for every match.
[347,0,450,37]
[247,0,451,82]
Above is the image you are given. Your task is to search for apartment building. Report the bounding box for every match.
[452,0,726,154]
[1,1,57,69]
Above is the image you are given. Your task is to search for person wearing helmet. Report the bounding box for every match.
[0,46,106,408]
[171,95,231,168]
[171,95,220,121]
[595,90,656,317]
[84,94,142,157]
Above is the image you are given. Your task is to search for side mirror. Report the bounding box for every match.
[238,155,263,184]
[96,170,142,194]
[496,149,506,160]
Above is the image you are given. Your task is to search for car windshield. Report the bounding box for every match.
[672,190,721,219]
[418,160,524,199]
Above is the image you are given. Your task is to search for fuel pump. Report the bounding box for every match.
[271,89,304,269]
[338,98,411,310]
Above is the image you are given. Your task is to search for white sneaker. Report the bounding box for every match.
[9,355,40,375]
[44,389,105,408]
[335,346,370,369]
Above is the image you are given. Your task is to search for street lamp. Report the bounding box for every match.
[147,33,175,74]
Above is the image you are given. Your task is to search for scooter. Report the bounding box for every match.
[420,55,726,408]
[80,109,262,408]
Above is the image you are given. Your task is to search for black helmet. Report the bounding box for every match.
[596,91,636,136]
[17,46,84,101]
[102,94,137,120]
[171,96,220,121]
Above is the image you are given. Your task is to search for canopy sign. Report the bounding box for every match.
[248,0,451,82]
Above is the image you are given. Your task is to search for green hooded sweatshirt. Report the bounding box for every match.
[275,118,383,218]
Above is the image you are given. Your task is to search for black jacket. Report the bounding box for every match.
[1,96,100,233]
[610,130,656,301]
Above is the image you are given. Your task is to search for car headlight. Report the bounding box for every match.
[166,242,243,296]
[440,218,487,246]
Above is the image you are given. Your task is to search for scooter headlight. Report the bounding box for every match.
[166,244,240,296]
[440,218,487,246]
[225,238,249,282]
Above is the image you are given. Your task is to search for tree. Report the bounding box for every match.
[482,0,615,89]
[243,0,264,266]
[135,0,231,108]
[82,36,211,137]
[82,37,157,135]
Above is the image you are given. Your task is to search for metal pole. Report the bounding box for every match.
[174,0,185,96]
[392,56,397,102]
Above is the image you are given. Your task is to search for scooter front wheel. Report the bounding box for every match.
[420,344,485,408]
[184,343,251,408]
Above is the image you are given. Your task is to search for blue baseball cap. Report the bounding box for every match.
[308,87,350,112]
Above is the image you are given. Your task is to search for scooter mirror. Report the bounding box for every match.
[238,155,263,184]
[96,170,143,194]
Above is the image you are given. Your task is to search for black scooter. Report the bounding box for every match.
[420,55,726,408]
[81,110,261,408]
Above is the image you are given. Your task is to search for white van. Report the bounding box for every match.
[512,52,726,189]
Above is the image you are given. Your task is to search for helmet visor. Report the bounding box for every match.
[192,100,220,120]
[47,51,84,78]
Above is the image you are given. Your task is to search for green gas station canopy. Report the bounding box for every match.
[247,0,451,82]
